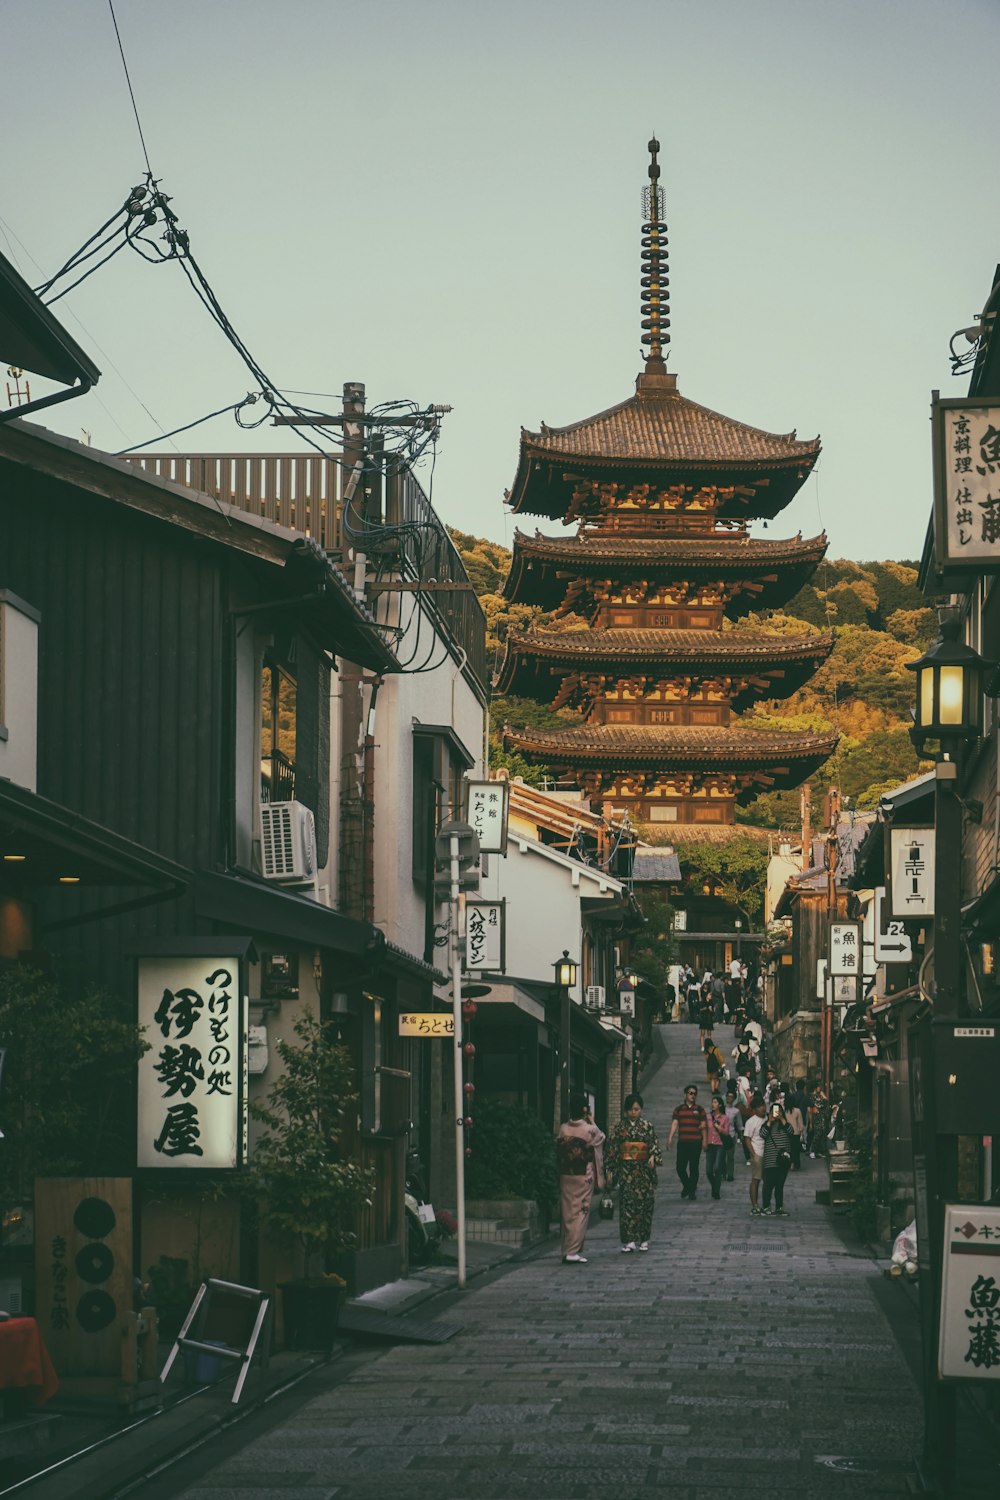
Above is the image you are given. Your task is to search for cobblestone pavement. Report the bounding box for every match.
[161,1024,959,1499]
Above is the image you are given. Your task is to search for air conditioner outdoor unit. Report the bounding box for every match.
[585,985,606,1011]
[260,801,317,882]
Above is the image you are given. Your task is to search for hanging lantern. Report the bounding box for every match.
[463,1081,475,1096]
[463,1042,476,1057]
[907,615,994,754]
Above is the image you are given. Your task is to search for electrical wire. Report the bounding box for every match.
[107,0,154,180]
[33,205,128,295]
[115,394,266,455]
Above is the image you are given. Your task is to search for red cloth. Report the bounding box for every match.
[0,1317,59,1407]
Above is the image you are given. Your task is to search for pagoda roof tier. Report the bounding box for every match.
[506,373,820,521]
[497,627,833,700]
[502,528,828,610]
[503,722,838,794]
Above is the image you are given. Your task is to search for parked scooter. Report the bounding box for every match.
[404,1149,447,1265]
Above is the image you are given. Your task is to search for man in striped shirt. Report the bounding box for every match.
[666,1084,708,1201]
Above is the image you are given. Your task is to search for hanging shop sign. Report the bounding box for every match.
[828,920,862,976]
[939,1202,1000,1380]
[932,394,1000,573]
[399,1013,455,1038]
[873,886,913,965]
[137,951,247,1171]
[465,898,506,973]
[888,827,935,918]
[465,779,509,855]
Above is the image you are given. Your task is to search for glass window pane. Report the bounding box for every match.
[920,667,934,728]
[939,665,964,726]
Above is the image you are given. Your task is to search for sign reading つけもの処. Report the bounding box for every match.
[939,1203,1000,1379]
[933,394,1000,573]
[137,954,245,1170]
[465,899,505,972]
[465,779,509,854]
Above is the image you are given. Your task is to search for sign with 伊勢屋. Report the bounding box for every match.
[465,779,509,855]
[465,899,505,972]
[398,1013,455,1038]
[888,826,935,918]
[137,955,245,1170]
[828,921,862,976]
[939,1203,1000,1380]
[932,394,1000,573]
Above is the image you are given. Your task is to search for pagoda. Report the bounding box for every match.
[497,139,838,831]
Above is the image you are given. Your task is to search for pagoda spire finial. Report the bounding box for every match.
[640,136,671,379]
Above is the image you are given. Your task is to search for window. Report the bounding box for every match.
[260,658,297,802]
[411,724,475,882]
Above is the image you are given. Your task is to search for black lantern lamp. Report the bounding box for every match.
[906,615,994,757]
[553,950,578,989]
[623,967,639,990]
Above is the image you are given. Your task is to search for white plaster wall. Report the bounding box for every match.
[0,596,39,793]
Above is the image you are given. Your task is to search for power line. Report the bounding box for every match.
[107,0,154,179]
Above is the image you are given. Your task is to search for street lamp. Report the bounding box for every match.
[904,614,993,1490]
[553,950,578,1123]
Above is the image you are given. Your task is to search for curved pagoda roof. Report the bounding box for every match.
[506,370,821,522]
[497,626,833,704]
[503,722,839,796]
[502,528,828,611]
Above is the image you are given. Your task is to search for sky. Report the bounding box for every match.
[5,0,1000,563]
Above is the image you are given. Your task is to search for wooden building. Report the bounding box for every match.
[499,140,837,832]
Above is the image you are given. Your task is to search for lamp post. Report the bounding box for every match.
[554,950,578,1124]
[905,615,993,1491]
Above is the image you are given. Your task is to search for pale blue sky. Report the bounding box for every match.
[5,0,1000,561]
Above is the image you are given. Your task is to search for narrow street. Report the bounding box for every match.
[152,1023,941,1499]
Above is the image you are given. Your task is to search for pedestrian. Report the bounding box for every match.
[686,969,701,1024]
[698,988,716,1047]
[605,1092,662,1253]
[711,970,727,1024]
[723,1086,743,1180]
[810,1084,831,1158]
[705,1096,731,1200]
[743,1093,767,1216]
[732,1037,755,1084]
[667,1083,709,1201]
[704,1036,726,1093]
[555,1091,606,1264]
[760,1102,795,1216]
[784,1094,804,1171]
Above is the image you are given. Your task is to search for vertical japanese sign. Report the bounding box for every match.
[888,827,935,918]
[137,955,244,1170]
[828,921,862,977]
[933,395,1000,573]
[466,778,509,855]
[465,899,505,972]
[939,1203,1000,1379]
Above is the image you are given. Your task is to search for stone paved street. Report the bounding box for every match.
[158,1024,977,1499]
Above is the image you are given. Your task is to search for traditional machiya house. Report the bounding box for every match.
[498,140,837,835]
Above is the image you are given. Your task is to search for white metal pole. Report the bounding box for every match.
[450,831,467,1289]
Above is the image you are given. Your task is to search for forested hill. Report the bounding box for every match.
[450,529,931,830]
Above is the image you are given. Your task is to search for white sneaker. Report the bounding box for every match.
[620,1241,636,1253]
[638,1242,650,1252]
[563,1253,587,1263]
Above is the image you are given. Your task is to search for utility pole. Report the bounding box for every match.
[338,381,368,921]
[823,786,840,1097]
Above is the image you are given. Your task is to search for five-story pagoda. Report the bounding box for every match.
[498,140,838,831]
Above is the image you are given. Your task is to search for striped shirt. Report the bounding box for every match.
[672,1103,707,1142]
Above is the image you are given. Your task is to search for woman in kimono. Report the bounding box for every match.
[555,1093,606,1264]
[605,1092,663,1253]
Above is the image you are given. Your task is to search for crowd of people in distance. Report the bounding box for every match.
[555,961,847,1263]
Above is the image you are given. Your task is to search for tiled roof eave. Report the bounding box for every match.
[505,732,839,769]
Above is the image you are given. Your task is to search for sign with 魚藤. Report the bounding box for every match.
[399,1012,455,1038]
[888,827,934,918]
[465,778,509,855]
[828,920,862,976]
[137,955,245,1170]
[465,899,505,972]
[932,394,1000,573]
[939,1203,1000,1380]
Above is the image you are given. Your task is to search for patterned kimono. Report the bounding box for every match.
[605,1116,663,1245]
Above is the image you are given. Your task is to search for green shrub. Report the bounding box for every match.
[465,1100,558,1218]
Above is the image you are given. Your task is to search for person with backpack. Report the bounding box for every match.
[704,1037,726,1092]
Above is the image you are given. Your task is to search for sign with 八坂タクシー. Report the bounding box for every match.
[932,394,1000,573]
[939,1203,1000,1380]
[137,955,245,1170]
[465,899,505,972]
[465,779,509,855]
[888,827,934,918]
[828,921,862,976]
[399,1013,455,1038]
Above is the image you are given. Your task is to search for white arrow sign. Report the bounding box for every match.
[874,885,913,965]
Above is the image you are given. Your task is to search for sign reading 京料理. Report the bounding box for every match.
[465,778,509,855]
[137,956,244,1170]
[398,1013,455,1038]
[828,921,862,977]
[465,899,505,973]
[939,1202,1000,1380]
[932,394,1000,573]
[888,827,935,918]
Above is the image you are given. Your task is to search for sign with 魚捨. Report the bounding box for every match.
[828,921,862,976]
[939,1203,1000,1380]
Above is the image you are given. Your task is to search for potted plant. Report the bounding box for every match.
[248,1010,374,1349]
